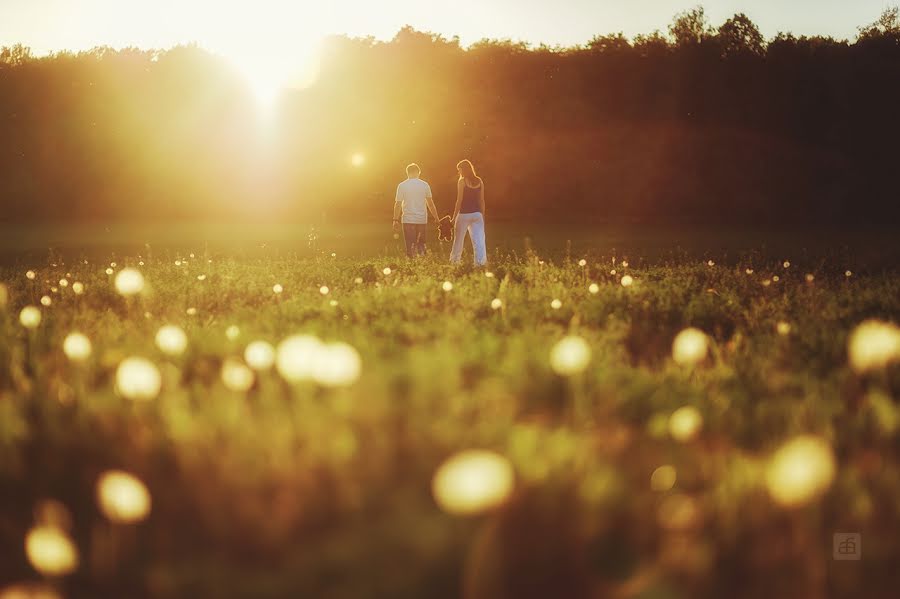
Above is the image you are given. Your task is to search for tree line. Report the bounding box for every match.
[1,6,899,225]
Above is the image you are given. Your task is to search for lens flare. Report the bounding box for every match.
[155,325,188,357]
[765,435,835,508]
[244,341,276,371]
[669,406,703,442]
[351,153,365,167]
[19,306,41,329]
[550,335,591,375]
[24,526,78,577]
[672,328,708,366]
[114,268,144,296]
[62,333,92,362]
[115,358,162,401]
[96,470,151,524]
[432,450,515,516]
[847,320,900,374]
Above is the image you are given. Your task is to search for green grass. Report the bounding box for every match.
[0,246,898,599]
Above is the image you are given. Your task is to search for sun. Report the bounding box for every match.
[225,37,322,109]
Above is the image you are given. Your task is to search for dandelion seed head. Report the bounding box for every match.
[432,450,514,516]
[114,268,144,296]
[672,328,708,366]
[550,336,591,375]
[63,333,92,362]
[244,341,276,371]
[155,325,188,356]
[765,436,835,508]
[19,306,41,329]
[96,470,151,524]
[115,358,162,401]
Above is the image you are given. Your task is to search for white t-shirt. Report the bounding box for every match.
[395,177,433,224]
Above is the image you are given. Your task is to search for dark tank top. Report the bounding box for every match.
[460,181,482,214]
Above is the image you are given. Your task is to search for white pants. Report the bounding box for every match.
[450,212,487,266]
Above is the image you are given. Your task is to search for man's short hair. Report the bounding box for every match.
[406,163,420,176]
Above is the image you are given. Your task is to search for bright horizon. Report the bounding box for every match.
[1,0,894,56]
[1,0,894,105]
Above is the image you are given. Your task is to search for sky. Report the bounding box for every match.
[0,0,893,57]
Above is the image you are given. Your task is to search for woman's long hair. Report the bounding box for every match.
[457,159,480,187]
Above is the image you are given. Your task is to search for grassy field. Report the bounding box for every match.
[1,237,899,598]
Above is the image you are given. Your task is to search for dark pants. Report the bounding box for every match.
[403,223,427,257]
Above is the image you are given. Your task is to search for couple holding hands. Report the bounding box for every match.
[392,160,487,266]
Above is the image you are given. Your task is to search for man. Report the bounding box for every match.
[394,163,439,257]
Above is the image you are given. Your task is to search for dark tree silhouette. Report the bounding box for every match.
[0,6,899,226]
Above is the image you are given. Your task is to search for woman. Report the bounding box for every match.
[450,159,487,266]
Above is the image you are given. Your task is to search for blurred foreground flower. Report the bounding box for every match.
[62,333,92,362]
[96,470,151,524]
[550,336,591,375]
[114,268,144,296]
[115,358,161,401]
[19,306,41,329]
[432,450,514,516]
[24,526,78,576]
[313,342,362,387]
[155,325,188,357]
[847,320,900,374]
[221,358,255,392]
[672,328,708,366]
[669,406,703,442]
[244,341,275,371]
[765,435,835,508]
[651,465,677,491]
[276,335,323,382]
[0,582,62,599]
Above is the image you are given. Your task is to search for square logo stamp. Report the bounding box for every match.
[833,533,861,560]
